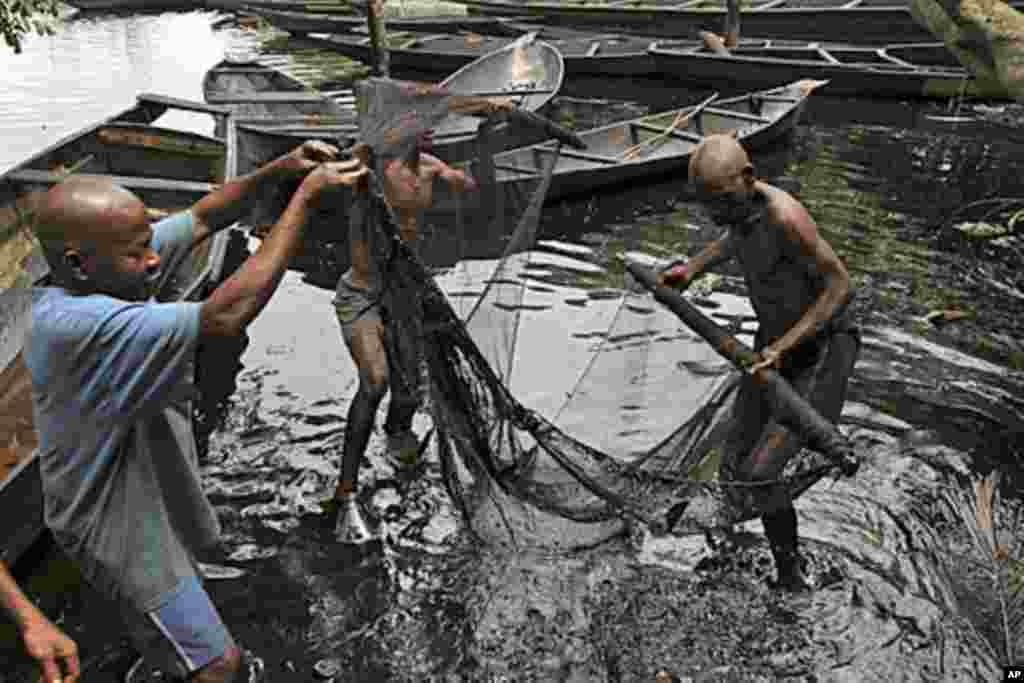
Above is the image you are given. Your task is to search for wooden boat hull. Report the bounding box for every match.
[66,0,203,10]
[222,35,565,165]
[451,0,1024,45]
[248,6,514,35]
[650,40,1010,99]
[0,98,237,570]
[310,30,658,77]
[202,58,357,140]
[431,79,817,211]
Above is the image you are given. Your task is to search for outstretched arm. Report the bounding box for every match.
[199,157,368,337]
[189,140,342,247]
[0,559,79,682]
[422,153,477,193]
[657,230,736,288]
[750,202,850,374]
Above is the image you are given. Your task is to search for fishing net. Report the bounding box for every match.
[353,77,844,550]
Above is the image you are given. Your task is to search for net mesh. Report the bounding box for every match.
[354,77,840,550]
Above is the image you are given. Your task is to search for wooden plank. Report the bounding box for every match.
[235,115,356,125]
[817,48,842,65]
[135,93,231,117]
[0,452,42,568]
[96,127,225,158]
[240,126,357,135]
[633,120,703,142]
[7,170,215,194]
[206,91,327,104]
[703,106,771,123]
[494,161,540,176]
[534,146,621,164]
[876,49,915,68]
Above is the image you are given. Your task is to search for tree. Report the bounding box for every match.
[911,0,1024,100]
[1,0,63,54]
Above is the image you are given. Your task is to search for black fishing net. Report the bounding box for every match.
[353,77,846,550]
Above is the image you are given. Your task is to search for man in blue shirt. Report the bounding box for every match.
[26,141,367,682]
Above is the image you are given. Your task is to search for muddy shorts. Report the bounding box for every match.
[333,279,425,407]
[116,573,235,678]
[719,325,862,493]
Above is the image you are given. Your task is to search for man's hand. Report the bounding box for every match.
[275,140,341,180]
[455,171,478,193]
[22,614,79,683]
[657,262,689,288]
[749,345,782,377]
[299,158,369,201]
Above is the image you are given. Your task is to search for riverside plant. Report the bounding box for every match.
[944,471,1024,664]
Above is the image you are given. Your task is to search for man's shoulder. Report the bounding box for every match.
[762,185,812,229]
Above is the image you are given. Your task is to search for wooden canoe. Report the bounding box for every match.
[649,39,1010,100]
[0,96,239,571]
[245,5,516,35]
[206,0,355,12]
[432,79,822,210]
[65,0,203,10]
[309,28,659,77]
[449,0,1024,45]
[227,34,565,166]
[202,57,359,140]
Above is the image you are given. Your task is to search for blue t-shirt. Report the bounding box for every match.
[25,211,221,611]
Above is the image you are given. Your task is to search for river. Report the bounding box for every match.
[1,6,1022,682]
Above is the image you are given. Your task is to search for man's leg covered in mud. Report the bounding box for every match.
[381,299,425,465]
[739,329,861,589]
[335,314,391,499]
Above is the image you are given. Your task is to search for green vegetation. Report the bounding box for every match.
[0,0,62,54]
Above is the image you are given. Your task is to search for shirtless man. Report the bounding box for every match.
[658,134,860,590]
[330,141,477,543]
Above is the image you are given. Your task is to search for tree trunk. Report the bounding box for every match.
[910,0,1024,99]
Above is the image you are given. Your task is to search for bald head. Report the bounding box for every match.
[34,177,158,298]
[35,176,146,246]
[687,134,752,192]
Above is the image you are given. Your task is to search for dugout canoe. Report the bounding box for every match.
[227,33,565,167]
[432,79,822,210]
[649,39,1010,100]
[206,0,355,12]
[202,57,359,140]
[309,27,659,77]
[64,0,202,10]
[449,0,1024,45]
[245,5,515,35]
[0,95,240,571]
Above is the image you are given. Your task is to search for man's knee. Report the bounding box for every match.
[190,645,241,683]
[358,366,389,400]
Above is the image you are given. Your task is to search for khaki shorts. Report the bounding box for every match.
[333,280,424,406]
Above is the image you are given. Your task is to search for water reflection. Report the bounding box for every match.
[0,10,229,173]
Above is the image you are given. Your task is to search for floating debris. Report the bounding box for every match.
[198,563,248,581]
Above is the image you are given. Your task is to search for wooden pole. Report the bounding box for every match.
[626,262,859,476]
[724,0,741,47]
[365,0,389,78]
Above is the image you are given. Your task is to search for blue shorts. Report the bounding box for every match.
[119,574,235,678]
